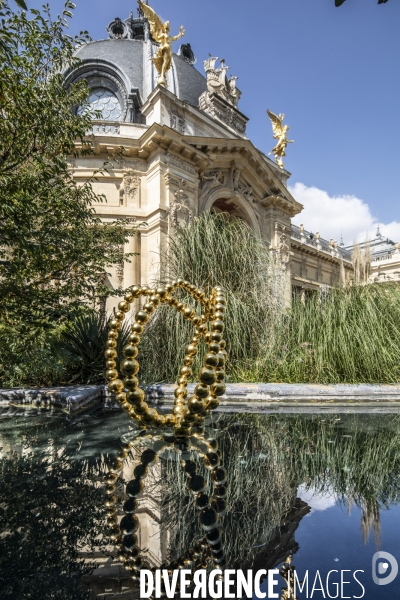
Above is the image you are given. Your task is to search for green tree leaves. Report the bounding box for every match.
[0,1,138,330]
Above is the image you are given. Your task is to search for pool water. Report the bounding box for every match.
[0,408,399,599]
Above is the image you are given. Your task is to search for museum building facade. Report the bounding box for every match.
[65,7,353,308]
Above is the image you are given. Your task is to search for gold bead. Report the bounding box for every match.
[135,311,149,324]
[215,303,226,313]
[105,348,117,360]
[194,384,209,399]
[124,376,139,390]
[121,359,139,376]
[177,376,188,386]
[121,401,131,412]
[180,366,192,377]
[197,324,208,333]
[143,302,155,314]
[184,307,195,319]
[115,310,125,321]
[108,330,118,339]
[186,344,198,357]
[106,340,117,349]
[210,332,222,343]
[192,316,202,326]
[208,342,220,354]
[206,397,220,410]
[131,323,143,334]
[128,333,141,345]
[131,285,142,297]
[177,302,185,311]
[188,397,206,414]
[141,408,158,426]
[204,353,219,368]
[173,406,186,417]
[150,294,160,305]
[118,300,130,312]
[123,345,139,359]
[177,278,184,285]
[216,369,225,382]
[165,414,176,427]
[115,393,127,404]
[106,369,119,381]
[124,292,134,303]
[174,387,188,399]
[108,379,124,394]
[109,319,121,330]
[165,284,173,292]
[219,340,226,349]
[212,320,224,333]
[183,356,194,366]
[199,367,216,386]
[106,359,117,369]
[127,388,145,405]
[174,426,191,437]
[156,287,167,298]
[134,401,148,415]
[211,382,226,396]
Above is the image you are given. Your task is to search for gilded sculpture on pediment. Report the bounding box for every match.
[138,0,185,87]
[266,109,294,169]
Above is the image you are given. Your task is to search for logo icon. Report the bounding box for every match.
[372,552,398,585]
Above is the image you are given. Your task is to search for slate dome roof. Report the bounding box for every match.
[64,11,207,124]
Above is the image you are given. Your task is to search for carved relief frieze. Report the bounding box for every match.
[166,154,196,175]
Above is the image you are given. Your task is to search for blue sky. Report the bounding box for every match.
[25,0,400,243]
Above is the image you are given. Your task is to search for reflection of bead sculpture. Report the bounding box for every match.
[105,430,228,586]
[105,281,227,437]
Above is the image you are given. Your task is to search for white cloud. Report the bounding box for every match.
[297,484,337,513]
[289,182,400,245]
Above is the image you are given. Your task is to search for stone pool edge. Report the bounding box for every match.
[2,383,400,413]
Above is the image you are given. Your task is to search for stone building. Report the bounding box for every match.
[65,7,353,308]
[346,226,400,284]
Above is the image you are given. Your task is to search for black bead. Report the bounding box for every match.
[126,479,144,498]
[141,448,157,465]
[120,514,139,535]
[187,474,206,493]
[123,497,138,513]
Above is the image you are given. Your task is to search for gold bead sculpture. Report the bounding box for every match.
[105,282,227,437]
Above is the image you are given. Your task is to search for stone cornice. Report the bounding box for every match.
[291,238,353,266]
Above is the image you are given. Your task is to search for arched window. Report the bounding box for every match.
[79,88,122,121]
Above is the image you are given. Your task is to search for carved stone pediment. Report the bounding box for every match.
[199,57,248,136]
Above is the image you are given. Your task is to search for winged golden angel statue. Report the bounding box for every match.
[138,0,185,87]
[266,109,294,169]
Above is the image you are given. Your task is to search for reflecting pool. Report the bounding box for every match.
[1,408,400,599]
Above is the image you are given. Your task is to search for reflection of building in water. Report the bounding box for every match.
[64,7,354,307]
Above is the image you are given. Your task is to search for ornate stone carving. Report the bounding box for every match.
[199,57,248,136]
[199,170,225,197]
[122,170,140,199]
[166,154,196,175]
[169,107,186,134]
[118,159,146,172]
[164,174,195,194]
[169,197,193,230]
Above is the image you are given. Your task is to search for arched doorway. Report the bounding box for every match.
[202,189,261,237]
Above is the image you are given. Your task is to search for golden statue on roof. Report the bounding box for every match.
[266,109,294,169]
[138,0,185,87]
